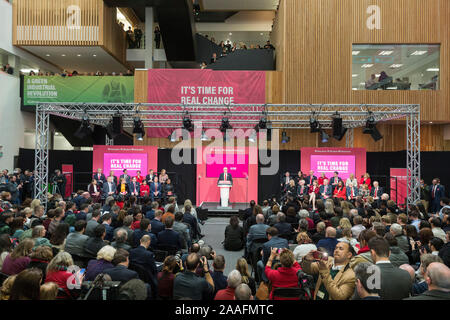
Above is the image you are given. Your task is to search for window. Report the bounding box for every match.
[352,44,440,91]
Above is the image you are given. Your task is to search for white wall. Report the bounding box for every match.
[0,73,34,171]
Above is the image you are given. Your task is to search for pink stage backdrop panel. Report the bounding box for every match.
[147,69,266,137]
[206,152,249,178]
[93,145,158,178]
[301,148,366,181]
[390,168,407,205]
[310,155,355,180]
[196,146,258,205]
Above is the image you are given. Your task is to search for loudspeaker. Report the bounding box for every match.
[112,116,123,135]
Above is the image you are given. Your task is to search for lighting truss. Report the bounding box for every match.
[35,103,420,209]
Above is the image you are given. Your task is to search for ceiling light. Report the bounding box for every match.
[77,54,82,57]
[93,54,97,57]
[229,32,232,35]
[320,130,329,143]
[361,64,374,68]
[429,121,433,124]
[352,74,358,77]
[309,117,320,133]
[378,51,393,55]
[281,131,290,144]
[61,54,66,57]
[200,130,210,141]
[411,50,427,56]
[260,33,263,35]
[426,68,439,72]
[46,54,50,57]
[248,130,257,143]
[363,112,383,142]
[132,117,145,141]
[352,88,358,90]
[352,51,360,55]
[390,64,403,68]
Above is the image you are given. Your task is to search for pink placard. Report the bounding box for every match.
[103,153,148,177]
[310,155,355,180]
[206,152,249,178]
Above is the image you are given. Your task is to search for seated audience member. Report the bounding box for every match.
[9,268,42,300]
[265,248,302,300]
[85,209,101,237]
[26,246,53,280]
[104,249,139,284]
[384,233,409,267]
[40,282,59,300]
[128,177,140,198]
[132,218,157,249]
[111,228,132,251]
[211,254,227,295]
[150,210,165,234]
[30,225,51,249]
[84,225,108,260]
[173,253,214,300]
[118,178,129,197]
[145,201,159,220]
[405,262,450,300]
[302,242,356,300]
[312,222,326,244]
[390,223,409,253]
[354,262,381,300]
[439,231,450,267]
[320,179,333,200]
[293,232,317,263]
[118,278,148,300]
[88,179,101,203]
[65,220,89,259]
[430,217,446,242]
[85,245,116,281]
[1,239,34,275]
[157,216,182,251]
[235,257,256,296]
[350,229,377,268]
[316,227,338,257]
[163,179,175,200]
[0,274,16,300]
[368,236,411,300]
[162,205,175,223]
[100,213,114,242]
[129,235,157,279]
[157,256,182,300]
[246,214,269,253]
[274,212,293,236]
[351,215,366,238]
[224,215,244,251]
[45,252,77,296]
[173,212,190,251]
[234,283,253,300]
[0,233,12,269]
[214,270,242,300]
[150,177,162,202]
[257,227,289,283]
[139,180,150,198]
[50,223,70,254]
[413,254,443,295]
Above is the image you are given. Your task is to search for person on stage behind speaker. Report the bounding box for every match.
[103,176,117,199]
[128,176,140,198]
[159,169,169,185]
[333,181,347,201]
[118,178,130,198]
[88,179,101,203]
[370,181,383,205]
[285,179,297,200]
[294,170,305,186]
[317,172,327,186]
[296,179,307,202]
[305,170,317,188]
[135,171,144,184]
[319,178,333,200]
[218,167,233,185]
[107,170,118,186]
[150,176,162,202]
[145,169,155,185]
[420,179,431,213]
[346,182,359,202]
[346,173,358,189]
[308,180,320,211]
[280,171,290,192]
[329,171,342,192]
[120,169,131,184]
[93,168,106,188]
[430,178,445,215]
[139,180,150,198]
[52,170,66,197]
[163,178,175,202]
[359,173,372,191]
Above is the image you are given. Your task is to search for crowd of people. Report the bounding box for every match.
[0,64,14,75]
[24,69,134,77]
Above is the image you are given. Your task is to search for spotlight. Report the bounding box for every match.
[220,117,232,132]
[169,130,177,142]
[133,117,145,141]
[106,114,123,139]
[332,114,347,141]
[74,114,93,139]
[363,112,383,141]
[257,117,267,130]
[320,129,329,143]
[183,114,194,132]
[248,130,257,143]
[200,130,210,141]
[310,117,320,133]
[281,131,290,143]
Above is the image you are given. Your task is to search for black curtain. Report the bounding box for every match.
[258,150,301,203]
[157,149,196,205]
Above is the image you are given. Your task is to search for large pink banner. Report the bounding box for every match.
[147,69,266,137]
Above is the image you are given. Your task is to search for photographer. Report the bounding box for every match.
[52,169,66,197]
[301,242,356,300]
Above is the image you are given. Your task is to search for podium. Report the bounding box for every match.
[217,180,232,208]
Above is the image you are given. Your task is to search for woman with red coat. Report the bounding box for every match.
[135,171,144,184]
[139,180,150,197]
[359,173,372,191]
[45,252,80,297]
[308,180,320,211]
[265,248,302,300]
[318,172,327,186]
[333,180,347,200]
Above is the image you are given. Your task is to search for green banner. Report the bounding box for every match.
[23,76,135,105]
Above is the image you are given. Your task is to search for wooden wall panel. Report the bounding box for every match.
[100,3,128,67]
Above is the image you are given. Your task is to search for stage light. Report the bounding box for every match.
[169,130,177,142]
[363,112,383,142]
[258,117,267,130]
[310,117,320,133]
[248,130,257,143]
[74,114,93,140]
[220,117,232,132]
[183,114,194,132]
[201,130,210,141]
[266,121,272,142]
[133,117,145,141]
[320,129,329,143]
[106,114,123,139]
[281,131,290,143]
[332,114,347,141]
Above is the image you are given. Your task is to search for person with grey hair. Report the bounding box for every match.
[316,227,338,257]
[413,253,443,295]
[246,213,269,254]
[111,228,132,251]
[405,262,450,300]
[214,270,242,300]
[351,216,366,238]
[274,212,293,236]
[31,225,52,248]
[119,278,148,300]
[234,283,253,300]
[349,208,358,219]
[114,215,134,246]
[354,262,381,300]
[389,223,409,252]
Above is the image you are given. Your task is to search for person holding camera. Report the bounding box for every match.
[52,169,66,197]
[173,253,214,300]
[301,242,356,300]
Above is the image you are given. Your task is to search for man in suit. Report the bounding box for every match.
[319,179,332,200]
[65,220,89,258]
[120,169,131,184]
[370,181,383,202]
[145,169,155,185]
[132,218,157,249]
[273,212,293,236]
[246,214,269,254]
[85,210,101,237]
[150,210,165,235]
[93,168,107,188]
[431,178,446,214]
[368,236,412,300]
[173,212,191,251]
[218,167,233,184]
[157,216,182,251]
[405,262,450,300]
[104,249,139,284]
[305,170,317,187]
[280,171,291,192]
[346,182,359,201]
[129,235,158,278]
[149,176,162,202]
[329,171,342,191]
[84,224,108,259]
[257,227,289,282]
[182,205,200,239]
[354,263,381,300]
[107,171,118,186]
[128,176,140,197]
[102,176,117,198]
[101,213,114,242]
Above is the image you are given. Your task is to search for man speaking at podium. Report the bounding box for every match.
[218,167,233,185]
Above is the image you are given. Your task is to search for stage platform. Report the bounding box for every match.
[199,202,248,217]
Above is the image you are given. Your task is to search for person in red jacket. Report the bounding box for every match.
[359,173,372,191]
[265,248,302,300]
[308,180,320,211]
[214,270,242,300]
[333,181,347,200]
[318,172,327,186]
[45,251,81,297]
[135,171,144,184]
[139,180,150,198]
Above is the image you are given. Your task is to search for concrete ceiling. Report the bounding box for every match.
[20,46,128,74]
